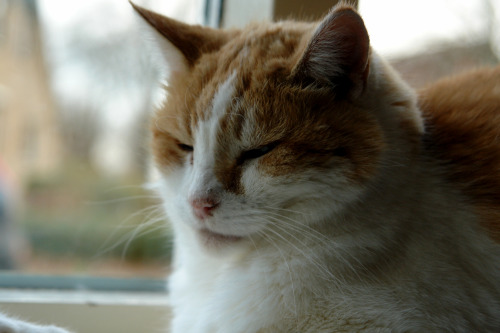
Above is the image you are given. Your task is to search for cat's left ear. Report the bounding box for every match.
[130,2,229,79]
[291,5,370,96]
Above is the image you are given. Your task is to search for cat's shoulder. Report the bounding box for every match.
[419,66,500,241]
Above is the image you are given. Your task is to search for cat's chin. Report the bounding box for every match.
[196,228,243,247]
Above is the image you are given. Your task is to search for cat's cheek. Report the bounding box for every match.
[158,170,197,228]
[238,164,265,197]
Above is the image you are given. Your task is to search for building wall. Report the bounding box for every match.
[221,0,349,28]
[0,0,61,186]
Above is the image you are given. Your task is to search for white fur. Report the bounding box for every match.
[0,313,70,333]
[131,9,189,82]
[186,72,238,208]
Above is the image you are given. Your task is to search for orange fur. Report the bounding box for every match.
[420,66,500,241]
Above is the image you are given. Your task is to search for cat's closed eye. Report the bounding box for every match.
[178,143,193,152]
[238,142,278,164]
[332,147,348,157]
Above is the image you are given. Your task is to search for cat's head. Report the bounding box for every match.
[132,3,424,251]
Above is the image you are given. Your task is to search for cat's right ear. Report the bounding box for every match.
[130,1,228,79]
[291,5,370,97]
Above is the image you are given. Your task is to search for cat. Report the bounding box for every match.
[1,2,500,332]
[135,2,500,332]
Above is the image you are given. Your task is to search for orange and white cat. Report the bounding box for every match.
[2,3,500,332]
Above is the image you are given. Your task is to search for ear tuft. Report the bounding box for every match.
[292,6,370,95]
[130,1,230,75]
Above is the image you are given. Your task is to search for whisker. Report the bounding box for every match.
[262,224,344,288]
[257,230,299,326]
[84,195,158,206]
[263,205,307,216]
[263,210,333,247]
[100,184,153,194]
[269,217,369,284]
[121,218,168,260]
[93,204,165,259]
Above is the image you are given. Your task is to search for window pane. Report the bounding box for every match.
[0,0,205,280]
[359,0,499,87]
[3,0,497,284]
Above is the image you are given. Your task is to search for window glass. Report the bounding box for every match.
[359,0,500,87]
[0,0,205,281]
[2,0,498,284]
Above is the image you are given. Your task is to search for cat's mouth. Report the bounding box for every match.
[197,228,243,245]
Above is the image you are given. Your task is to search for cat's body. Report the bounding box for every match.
[1,3,500,333]
[420,67,500,243]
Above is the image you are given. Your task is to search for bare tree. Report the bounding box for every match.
[49,3,159,174]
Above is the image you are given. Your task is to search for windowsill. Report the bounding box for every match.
[0,288,169,306]
[0,272,168,292]
[0,275,171,333]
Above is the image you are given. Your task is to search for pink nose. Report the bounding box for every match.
[190,197,220,220]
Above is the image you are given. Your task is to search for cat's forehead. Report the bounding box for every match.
[159,23,313,138]
[194,23,311,98]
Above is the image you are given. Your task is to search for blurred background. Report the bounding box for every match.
[0,0,498,280]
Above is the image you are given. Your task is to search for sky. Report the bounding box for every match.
[37,0,205,124]
[359,0,499,58]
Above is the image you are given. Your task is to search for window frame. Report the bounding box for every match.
[0,287,170,332]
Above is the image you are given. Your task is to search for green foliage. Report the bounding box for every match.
[23,164,172,264]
